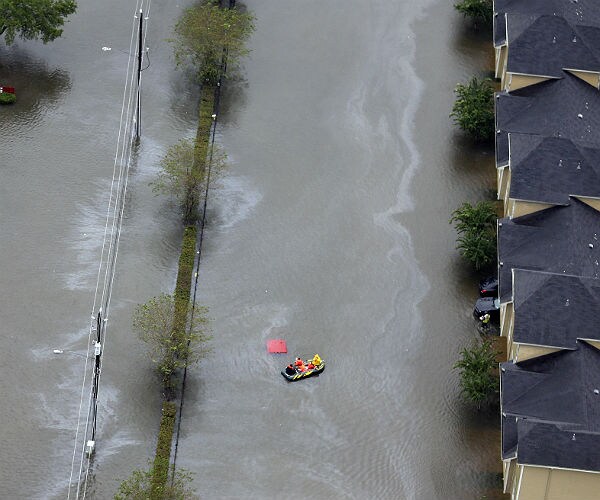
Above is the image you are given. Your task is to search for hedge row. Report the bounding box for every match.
[174,225,198,304]
[193,85,216,183]
[147,83,217,497]
[150,401,177,499]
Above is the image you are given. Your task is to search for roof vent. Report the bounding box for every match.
[499,222,503,227]
[553,36,557,43]
[594,389,599,395]
[565,298,570,306]
[573,35,577,43]
[559,159,563,166]
[577,161,581,170]
[497,129,501,134]
[572,434,576,441]
[590,243,594,248]
[578,113,583,119]
[500,261,504,266]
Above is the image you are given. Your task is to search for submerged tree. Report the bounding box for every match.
[454,339,499,409]
[151,138,226,224]
[132,294,211,394]
[115,465,197,500]
[0,0,77,45]
[171,0,255,84]
[450,201,497,270]
[456,231,497,271]
[450,77,495,142]
[450,201,496,234]
[454,0,493,27]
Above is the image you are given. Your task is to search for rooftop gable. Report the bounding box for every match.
[506,15,600,77]
[512,269,600,348]
[497,198,600,301]
[508,134,600,204]
[501,341,600,469]
[495,73,600,165]
[494,0,600,25]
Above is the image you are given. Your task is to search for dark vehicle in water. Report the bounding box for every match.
[479,276,498,297]
[473,297,500,321]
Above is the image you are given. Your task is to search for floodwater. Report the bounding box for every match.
[0,0,501,499]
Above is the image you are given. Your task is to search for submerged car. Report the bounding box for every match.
[473,297,500,321]
[479,276,498,297]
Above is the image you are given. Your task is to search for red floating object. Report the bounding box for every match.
[267,339,287,354]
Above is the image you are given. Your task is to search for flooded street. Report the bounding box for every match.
[1,0,499,498]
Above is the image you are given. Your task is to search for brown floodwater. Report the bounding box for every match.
[0,0,505,498]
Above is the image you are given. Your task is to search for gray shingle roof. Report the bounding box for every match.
[508,134,600,204]
[494,12,507,46]
[494,0,600,26]
[506,14,600,77]
[501,341,600,470]
[495,73,600,166]
[512,269,600,348]
[497,198,600,302]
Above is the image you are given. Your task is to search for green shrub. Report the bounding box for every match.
[450,201,497,270]
[454,339,499,409]
[0,92,16,104]
[450,77,495,142]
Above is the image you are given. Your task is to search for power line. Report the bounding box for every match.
[67,1,152,497]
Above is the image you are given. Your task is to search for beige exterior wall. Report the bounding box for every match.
[504,459,518,495]
[507,199,553,219]
[565,69,600,89]
[577,196,600,213]
[513,344,560,362]
[500,302,513,340]
[505,74,551,92]
[498,166,510,205]
[515,466,600,500]
[496,45,507,80]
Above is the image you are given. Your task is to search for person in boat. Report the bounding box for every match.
[294,357,304,368]
[307,361,315,370]
[298,363,308,372]
[285,364,296,375]
[311,354,322,366]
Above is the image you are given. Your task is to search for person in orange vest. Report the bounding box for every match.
[294,357,304,368]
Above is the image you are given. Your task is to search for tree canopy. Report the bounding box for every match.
[171,0,255,84]
[454,339,499,409]
[454,0,493,26]
[115,465,197,500]
[450,77,495,142]
[132,294,211,390]
[0,0,77,45]
[151,138,226,224]
[450,201,497,270]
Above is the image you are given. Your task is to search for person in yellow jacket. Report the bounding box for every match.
[311,354,322,366]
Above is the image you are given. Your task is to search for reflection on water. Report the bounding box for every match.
[0,47,71,131]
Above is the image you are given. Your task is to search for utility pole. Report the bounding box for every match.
[136,9,143,140]
[85,312,103,457]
